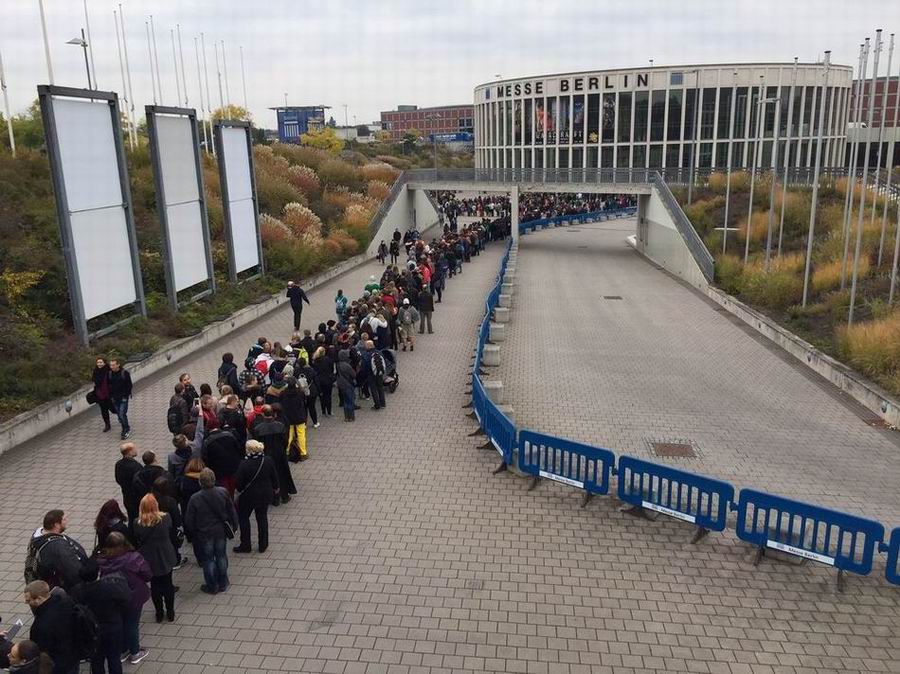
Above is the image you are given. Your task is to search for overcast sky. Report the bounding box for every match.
[1,0,898,129]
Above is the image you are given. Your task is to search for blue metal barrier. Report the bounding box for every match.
[616,456,734,541]
[735,489,885,590]
[519,206,637,234]
[480,394,516,463]
[519,430,615,506]
[885,528,900,586]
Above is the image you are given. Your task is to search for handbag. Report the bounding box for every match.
[234,456,265,509]
[86,390,97,405]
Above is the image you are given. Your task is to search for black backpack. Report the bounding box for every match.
[166,402,185,434]
[372,352,386,377]
[73,602,100,661]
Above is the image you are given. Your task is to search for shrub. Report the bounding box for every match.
[323,188,352,211]
[327,229,360,256]
[286,165,321,199]
[254,167,306,215]
[318,158,364,192]
[736,211,770,245]
[376,155,412,170]
[272,144,330,171]
[812,256,870,294]
[729,170,751,192]
[282,202,324,244]
[740,254,805,309]
[259,214,293,245]
[714,254,743,295]
[836,310,900,378]
[360,163,400,184]
[366,180,391,201]
[707,172,728,194]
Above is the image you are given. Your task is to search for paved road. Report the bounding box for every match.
[1,221,899,673]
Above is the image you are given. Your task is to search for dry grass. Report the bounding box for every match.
[837,309,900,378]
[259,214,293,245]
[360,162,400,184]
[282,202,324,246]
[811,256,871,294]
[736,211,770,245]
[366,180,391,201]
[287,165,321,199]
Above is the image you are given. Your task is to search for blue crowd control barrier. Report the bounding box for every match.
[519,430,615,507]
[480,395,516,464]
[471,373,487,425]
[735,489,885,590]
[616,456,735,542]
[519,207,635,234]
[885,528,900,586]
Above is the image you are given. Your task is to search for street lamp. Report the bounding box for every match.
[687,68,700,204]
[425,112,442,171]
[67,30,92,89]
[744,75,780,263]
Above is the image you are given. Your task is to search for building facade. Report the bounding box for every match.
[380,104,474,141]
[847,77,900,167]
[474,64,853,171]
[271,105,330,144]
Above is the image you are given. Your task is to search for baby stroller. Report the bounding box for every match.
[380,349,399,393]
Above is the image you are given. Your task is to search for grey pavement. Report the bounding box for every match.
[0,221,898,673]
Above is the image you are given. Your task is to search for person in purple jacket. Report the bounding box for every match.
[97,532,152,665]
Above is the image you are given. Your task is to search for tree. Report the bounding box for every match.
[210,104,252,122]
[401,128,421,154]
[374,130,392,143]
[300,127,344,155]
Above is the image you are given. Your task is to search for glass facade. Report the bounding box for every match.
[475,64,851,171]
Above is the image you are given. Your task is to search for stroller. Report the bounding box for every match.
[380,349,399,393]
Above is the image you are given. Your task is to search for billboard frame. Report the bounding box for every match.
[38,84,146,345]
[146,104,216,310]
[213,119,264,282]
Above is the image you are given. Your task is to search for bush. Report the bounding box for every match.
[367,180,391,201]
[360,163,400,184]
[707,172,728,194]
[714,254,743,295]
[729,171,751,192]
[837,309,900,378]
[318,158,364,192]
[259,213,293,245]
[736,211,770,246]
[272,144,330,171]
[282,202,324,246]
[287,165,321,199]
[812,256,870,295]
[739,254,805,309]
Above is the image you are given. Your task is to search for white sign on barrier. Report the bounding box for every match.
[642,500,697,524]
[539,470,583,489]
[765,540,835,566]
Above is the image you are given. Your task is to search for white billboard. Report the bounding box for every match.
[215,121,262,278]
[147,107,215,306]
[39,86,145,344]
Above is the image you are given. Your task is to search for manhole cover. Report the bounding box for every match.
[603,295,623,300]
[650,442,696,458]
[566,229,582,233]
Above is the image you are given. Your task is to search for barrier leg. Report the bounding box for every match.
[468,425,485,436]
[478,438,493,450]
[492,461,508,474]
[835,569,845,594]
[528,476,540,491]
[690,527,710,544]
[753,546,765,566]
[619,504,658,521]
[462,401,473,409]
[580,492,594,509]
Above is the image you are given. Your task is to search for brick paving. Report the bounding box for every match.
[0,222,899,673]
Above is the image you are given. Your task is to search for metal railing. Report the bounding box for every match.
[649,173,716,282]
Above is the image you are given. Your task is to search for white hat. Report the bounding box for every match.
[403,298,410,305]
[370,275,376,281]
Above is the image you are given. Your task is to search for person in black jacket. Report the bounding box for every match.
[280,378,308,461]
[70,559,130,674]
[311,347,335,417]
[417,286,434,334]
[108,359,133,440]
[250,406,296,505]
[5,640,55,674]
[233,441,279,553]
[184,469,238,594]
[23,511,88,592]
[201,426,243,496]
[132,451,166,504]
[286,281,310,330]
[217,353,241,398]
[24,581,79,674]
[114,444,142,523]
[91,357,114,434]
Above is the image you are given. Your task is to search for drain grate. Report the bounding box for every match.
[566,229,583,233]
[603,295,623,300]
[650,441,697,458]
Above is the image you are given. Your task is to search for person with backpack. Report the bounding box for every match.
[281,376,308,462]
[23,581,81,674]
[297,357,320,428]
[367,342,387,411]
[334,289,348,321]
[167,411,205,481]
[92,500,131,554]
[166,384,189,436]
[233,440,279,553]
[216,353,242,399]
[201,424,243,496]
[96,532,151,665]
[132,495,178,624]
[397,299,419,351]
[70,559,130,674]
[131,451,166,505]
[23,511,88,592]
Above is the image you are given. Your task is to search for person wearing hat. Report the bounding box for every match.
[285,281,310,331]
[397,299,419,352]
[364,275,381,294]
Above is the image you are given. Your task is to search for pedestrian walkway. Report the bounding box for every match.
[2,225,899,673]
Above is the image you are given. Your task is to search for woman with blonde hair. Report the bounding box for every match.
[233,440,279,553]
[133,494,178,622]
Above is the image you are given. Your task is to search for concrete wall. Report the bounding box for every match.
[636,188,709,291]
[366,186,440,256]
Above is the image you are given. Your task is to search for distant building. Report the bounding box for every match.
[847,78,900,167]
[380,104,474,141]
[270,105,331,144]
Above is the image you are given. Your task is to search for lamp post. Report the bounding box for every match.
[66,31,92,89]
[425,112,442,171]
[744,76,779,263]
[722,71,737,254]
[777,57,799,256]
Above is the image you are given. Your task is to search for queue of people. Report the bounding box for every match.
[5,211,505,673]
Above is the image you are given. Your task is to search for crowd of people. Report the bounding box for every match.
[432,190,636,229]
[1,210,505,674]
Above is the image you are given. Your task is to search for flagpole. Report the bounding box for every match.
[150,15,163,104]
[201,33,215,154]
[119,5,137,147]
[194,36,209,153]
[145,22,157,105]
[240,46,248,111]
[214,41,225,111]
[37,0,54,84]
[744,74,766,263]
[849,30,883,326]
[221,41,231,107]
[875,33,895,265]
[777,58,798,256]
[82,0,97,89]
[0,47,16,157]
[171,29,182,107]
[765,71,784,270]
[113,10,133,150]
[883,39,900,281]
[722,71,737,254]
[842,43,868,289]
[177,25,188,106]
[802,51,831,307]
